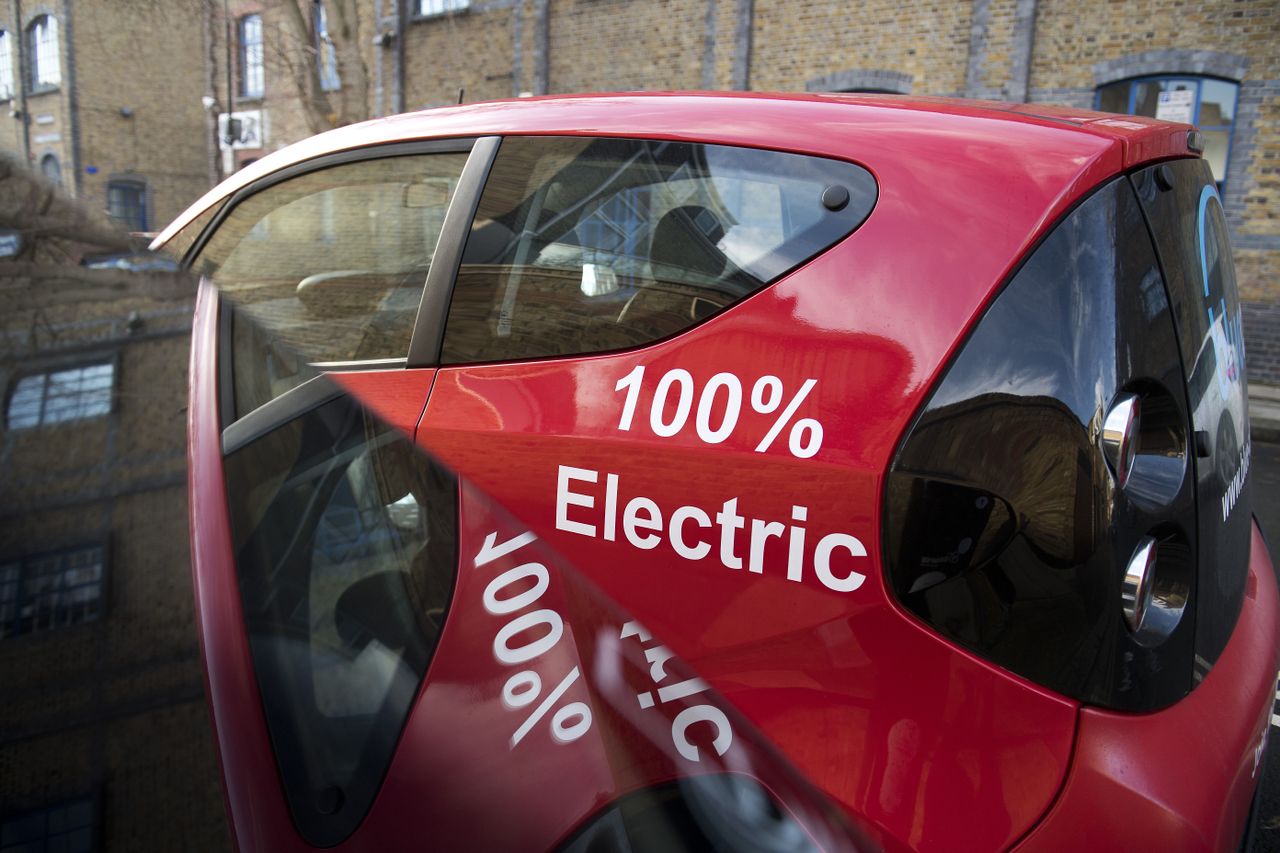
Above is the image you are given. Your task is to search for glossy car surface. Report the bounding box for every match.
[162,93,1278,852]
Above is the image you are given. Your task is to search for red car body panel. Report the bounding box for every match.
[178,93,1271,852]
[1016,526,1279,851]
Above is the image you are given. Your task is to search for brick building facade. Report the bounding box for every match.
[0,159,227,847]
[0,0,211,233]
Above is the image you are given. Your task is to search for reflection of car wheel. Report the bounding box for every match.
[1215,413,1238,491]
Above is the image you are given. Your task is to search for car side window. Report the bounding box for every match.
[193,151,469,419]
[440,136,876,364]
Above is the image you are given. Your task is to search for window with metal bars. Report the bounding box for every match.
[107,180,147,231]
[240,13,264,99]
[6,360,114,429]
[0,545,106,638]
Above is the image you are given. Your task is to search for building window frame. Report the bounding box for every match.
[106,178,148,232]
[414,0,470,19]
[314,2,339,92]
[0,543,109,639]
[1095,74,1240,193]
[0,29,14,101]
[25,14,60,92]
[5,357,116,430]
[239,13,265,100]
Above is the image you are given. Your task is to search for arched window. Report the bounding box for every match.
[1096,76,1238,191]
[806,69,913,96]
[239,14,264,99]
[0,30,14,100]
[40,153,61,186]
[26,15,60,90]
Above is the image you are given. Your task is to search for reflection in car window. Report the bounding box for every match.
[1132,158,1250,671]
[441,136,877,364]
[193,152,469,419]
[223,393,457,846]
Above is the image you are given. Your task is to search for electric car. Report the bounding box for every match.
[158,92,1277,851]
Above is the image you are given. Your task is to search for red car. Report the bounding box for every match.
[157,93,1277,851]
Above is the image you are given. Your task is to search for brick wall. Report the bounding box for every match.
[0,161,226,849]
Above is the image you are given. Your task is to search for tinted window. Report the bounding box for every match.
[193,151,469,418]
[441,136,876,364]
[1131,159,1250,668]
[886,178,1198,710]
[224,392,457,845]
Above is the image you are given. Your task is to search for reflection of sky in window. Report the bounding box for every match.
[6,362,112,428]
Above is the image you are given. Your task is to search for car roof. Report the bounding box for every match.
[154,91,1197,251]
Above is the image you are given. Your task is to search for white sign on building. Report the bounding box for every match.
[217,110,265,150]
[1156,90,1195,124]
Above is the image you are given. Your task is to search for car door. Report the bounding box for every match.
[182,139,488,847]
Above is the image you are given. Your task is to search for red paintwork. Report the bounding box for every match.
[187,279,443,851]
[1016,524,1280,852]
[189,278,298,851]
[411,94,1129,850]
[176,93,1266,853]
[189,283,875,851]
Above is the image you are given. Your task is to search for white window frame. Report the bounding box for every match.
[240,13,264,99]
[1,545,106,638]
[0,30,14,100]
[27,14,60,89]
[6,360,115,429]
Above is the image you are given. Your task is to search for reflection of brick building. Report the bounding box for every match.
[0,157,227,850]
[0,0,210,233]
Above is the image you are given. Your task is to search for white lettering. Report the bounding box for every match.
[716,498,745,570]
[556,465,598,537]
[670,506,712,560]
[672,705,733,763]
[787,505,807,582]
[623,497,663,549]
[748,518,785,574]
[814,533,868,592]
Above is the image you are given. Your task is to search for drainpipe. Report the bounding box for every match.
[394,0,406,113]
[202,0,219,185]
[63,0,80,195]
[14,0,30,162]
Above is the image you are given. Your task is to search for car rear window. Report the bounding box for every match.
[440,136,877,364]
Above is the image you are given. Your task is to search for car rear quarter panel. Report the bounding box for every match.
[414,111,1126,850]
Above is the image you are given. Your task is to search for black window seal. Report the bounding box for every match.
[406,135,500,368]
[222,372,344,455]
